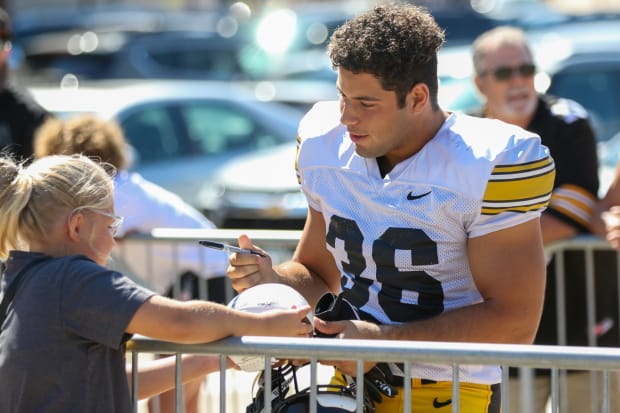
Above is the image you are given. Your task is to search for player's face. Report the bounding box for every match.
[337,68,416,167]
[475,44,537,125]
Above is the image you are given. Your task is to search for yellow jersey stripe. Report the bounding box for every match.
[489,156,555,181]
[492,157,553,174]
[482,157,555,215]
[482,201,551,215]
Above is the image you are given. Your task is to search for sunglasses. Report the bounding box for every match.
[71,207,124,237]
[482,63,536,81]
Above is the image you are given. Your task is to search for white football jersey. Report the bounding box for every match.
[296,101,555,384]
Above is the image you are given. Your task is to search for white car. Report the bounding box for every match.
[31,79,305,209]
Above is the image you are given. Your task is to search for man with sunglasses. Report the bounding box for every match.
[470,26,615,413]
[0,7,50,161]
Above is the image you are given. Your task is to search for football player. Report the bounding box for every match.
[227,4,555,413]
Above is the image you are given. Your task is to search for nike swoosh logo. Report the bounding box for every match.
[433,397,452,409]
[433,398,452,408]
[407,190,431,201]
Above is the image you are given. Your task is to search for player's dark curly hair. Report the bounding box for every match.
[328,3,445,109]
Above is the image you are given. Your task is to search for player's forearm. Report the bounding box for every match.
[274,261,332,307]
[379,299,542,344]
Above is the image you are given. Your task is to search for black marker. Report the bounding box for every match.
[198,240,266,257]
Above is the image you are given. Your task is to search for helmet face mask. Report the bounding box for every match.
[247,362,375,413]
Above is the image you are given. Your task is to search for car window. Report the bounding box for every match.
[181,103,281,155]
[141,46,244,80]
[121,107,181,164]
[547,64,620,142]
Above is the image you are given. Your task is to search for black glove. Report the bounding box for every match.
[313,292,360,337]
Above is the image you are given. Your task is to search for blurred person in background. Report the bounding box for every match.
[34,115,230,413]
[0,7,50,161]
[470,25,618,413]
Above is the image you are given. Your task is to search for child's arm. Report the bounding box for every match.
[126,295,312,343]
[127,354,232,400]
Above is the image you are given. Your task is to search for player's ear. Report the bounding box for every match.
[407,82,429,113]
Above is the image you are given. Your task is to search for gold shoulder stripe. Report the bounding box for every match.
[482,200,551,215]
[482,157,556,215]
[490,156,554,180]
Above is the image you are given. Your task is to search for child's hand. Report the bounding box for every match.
[259,306,314,337]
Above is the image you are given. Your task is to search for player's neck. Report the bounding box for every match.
[377,109,449,177]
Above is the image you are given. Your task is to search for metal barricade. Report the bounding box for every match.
[118,230,620,413]
[127,336,620,413]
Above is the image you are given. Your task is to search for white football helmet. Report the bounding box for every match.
[227,283,313,371]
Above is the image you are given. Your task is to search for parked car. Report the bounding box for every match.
[30,80,304,209]
[13,1,514,86]
[15,27,253,84]
[198,142,304,229]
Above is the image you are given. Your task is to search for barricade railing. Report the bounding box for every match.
[128,336,620,413]
[119,230,620,413]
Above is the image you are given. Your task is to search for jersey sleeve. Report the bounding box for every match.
[546,116,599,232]
[470,137,556,238]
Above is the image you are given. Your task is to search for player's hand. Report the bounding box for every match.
[226,234,274,292]
[314,318,381,376]
[314,318,382,339]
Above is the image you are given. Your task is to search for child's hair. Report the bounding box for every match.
[0,154,114,260]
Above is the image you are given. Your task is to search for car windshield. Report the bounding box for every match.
[547,61,620,143]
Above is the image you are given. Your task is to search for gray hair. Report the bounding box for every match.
[471,26,532,75]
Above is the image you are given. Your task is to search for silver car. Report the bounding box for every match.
[198,141,305,229]
[31,79,305,209]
